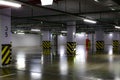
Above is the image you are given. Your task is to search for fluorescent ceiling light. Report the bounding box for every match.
[111,8,115,11]
[76,32,85,37]
[41,0,53,6]
[115,26,120,29]
[83,19,97,24]
[20,31,24,33]
[61,31,67,33]
[14,31,17,34]
[0,0,21,8]
[31,29,40,32]
[94,0,99,2]
[17,33,25,34]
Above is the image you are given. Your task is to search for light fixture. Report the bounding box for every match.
[94,0,99,2]
[61,31,67,33]
[17,33,25,34]
[83,18,97,24]
[0,0,21,8]
[115,25,120,29]
[14,31,17,34]
[20,31,24,33]
[41,0,53,6]
[109,33,113,37]
[76,32,85,37]
[31,29,40,32]
[111,8,115,11]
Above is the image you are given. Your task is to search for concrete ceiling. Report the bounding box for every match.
[8,0,120,33]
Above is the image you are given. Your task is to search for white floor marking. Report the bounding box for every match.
[0,73,16,78]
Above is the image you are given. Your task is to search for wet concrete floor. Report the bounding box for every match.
[0,46,120,80]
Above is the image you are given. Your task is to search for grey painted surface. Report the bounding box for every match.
[95,30,104,41]
[0,8,11,44]
[113,32,119,40]
[0,8,11,67]
[42,31,51,41]
[67,22,76,42]
[12,34,41,47]
[12,32,120,53]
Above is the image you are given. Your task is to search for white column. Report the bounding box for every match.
[42,30,51,41]
[95,29,104,52]
[66,22,76,55]
[42,30,51,55]
[67,22,76,42]
[113,32,119,40]
[0,8,11,67]
[112,32,119,53]
[95,29,104,41]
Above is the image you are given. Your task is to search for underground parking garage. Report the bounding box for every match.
[0,0,120,80]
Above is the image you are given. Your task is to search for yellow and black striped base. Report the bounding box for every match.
[2,44,12,66]
[42,41,51,49]
[67,42,76,56]
[42,41,51,55]
[43,49,51,55]
[113,40,119,53]
[96,41,104,53]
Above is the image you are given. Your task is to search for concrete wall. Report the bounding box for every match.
[57,32,120,54]
[12,34,41,47]
[104,33,113,53]
[58,35,67,45]
[12,32,120,54]
[76,33,86,45]
[58,33,87,45]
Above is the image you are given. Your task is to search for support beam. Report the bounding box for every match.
[12,10,120,20]
[112,0,120,5]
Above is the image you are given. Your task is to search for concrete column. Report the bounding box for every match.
[42,30,51,55]
[67,22,76,56]
[95,29,104,53]
[112,32,119,53]
[0,8,12,67]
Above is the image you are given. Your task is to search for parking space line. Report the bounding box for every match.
[0,73,16,78]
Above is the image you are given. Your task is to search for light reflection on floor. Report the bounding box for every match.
[108,55,120,80]
[1,45,120,80]
[16,52,26,70]
[59,56,68,75]
[108,45,113,55]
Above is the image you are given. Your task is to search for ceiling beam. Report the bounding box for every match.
[112,0,120,5]
[12,9,120,19]
[15,0,83,19]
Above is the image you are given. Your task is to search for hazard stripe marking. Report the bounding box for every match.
[2,46,8,55]
[96,41,104,50]
[1,44,11,65]
[67,42,76,55]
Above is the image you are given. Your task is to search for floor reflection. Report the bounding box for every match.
[1,45,120,80]
[58,45,66,56]
[30,72,42,80]
[76,45,87,63]
[108,45,113,55]
[108,55,120,80]
[16,52,26,70]
[59,56,68,75]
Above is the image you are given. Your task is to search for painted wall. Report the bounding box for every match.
[12,32,120,54]
[57,35,67,56]
[58,35,67,45]
[12,34,41,47]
